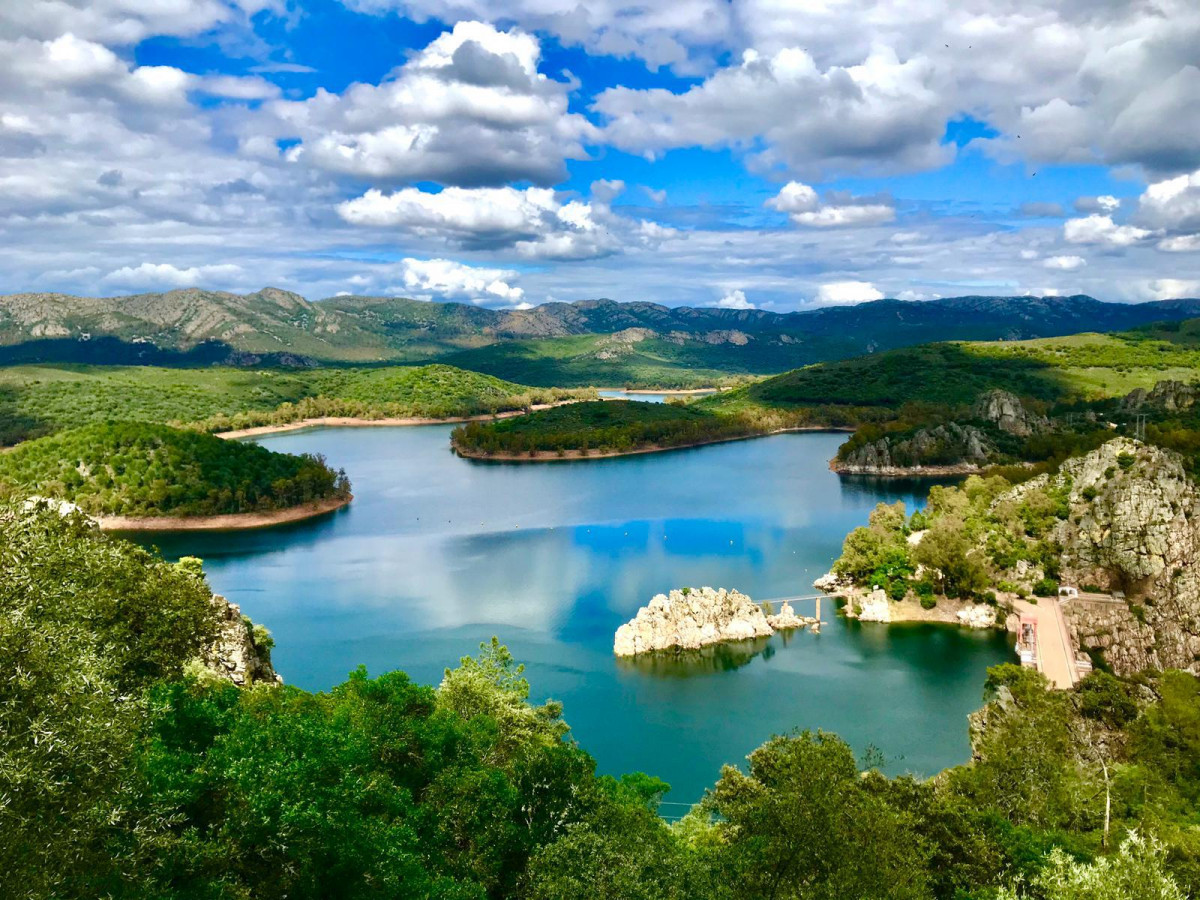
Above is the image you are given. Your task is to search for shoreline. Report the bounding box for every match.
[97,494,352,532]
[214,402,573,440]
[830,461,986,477]
[452,425,856,463]
[598,387,721,396]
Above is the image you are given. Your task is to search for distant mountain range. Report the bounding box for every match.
[2,288,1199,385]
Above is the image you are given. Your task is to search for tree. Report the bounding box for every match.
[995,832,1185,900]
[702,731,930,900]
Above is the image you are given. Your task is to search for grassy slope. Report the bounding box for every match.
[440,334,743,388]
[707,325,1200,415]
[457,321,1200,459]
[0,422,348,517]
[0,363,580,445]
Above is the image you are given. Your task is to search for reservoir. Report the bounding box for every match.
[140,427,1012,805]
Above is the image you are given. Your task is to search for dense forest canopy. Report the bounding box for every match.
[0,422,350,517]
[0,363,586,446]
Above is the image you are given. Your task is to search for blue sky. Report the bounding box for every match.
[1,0,1199,309]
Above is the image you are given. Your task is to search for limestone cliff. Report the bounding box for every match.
[1120,379,1198,413]
[971,389,1048,436]
[998,438,1200,674]
[613,587,816,656]
[201,594,283,686]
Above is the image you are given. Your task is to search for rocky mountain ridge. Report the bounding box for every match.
[4,289,1200,371]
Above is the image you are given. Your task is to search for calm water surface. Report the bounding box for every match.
[140,427,1011,804]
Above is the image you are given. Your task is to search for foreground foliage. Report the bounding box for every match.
[3,507,1199,899]
[0,422,350,517]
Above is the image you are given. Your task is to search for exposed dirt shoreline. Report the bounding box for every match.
[451,425,856,463]
[97,494,353,532]
[830,460,987,477]
[213,402,573,440]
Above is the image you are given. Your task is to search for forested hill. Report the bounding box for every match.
[0,422,349,517]
[3,288,1200,381]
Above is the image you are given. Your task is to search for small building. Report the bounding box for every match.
[1016,614,1038,668]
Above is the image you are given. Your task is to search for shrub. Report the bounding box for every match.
[919,596,937,610]
[1117,451,1137,470]
[1032,578,1059,597]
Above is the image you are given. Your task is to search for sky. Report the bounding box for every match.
[2,0,1200,311]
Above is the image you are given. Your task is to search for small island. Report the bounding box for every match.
[451,399,829,461]
[0,421,351,530]
[614,586,817,656]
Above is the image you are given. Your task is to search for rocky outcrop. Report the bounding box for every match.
[971,389,1048,436]
[1120,380,1198,413]
[957,604,999,628]
[202,595,283,686]
[996,438,1200,674]
[613,587,816,656]
[834,423,995,474]
[852,588,892,623]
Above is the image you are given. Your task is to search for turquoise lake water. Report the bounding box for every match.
[137,427,1012,805]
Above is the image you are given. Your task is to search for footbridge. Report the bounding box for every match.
[758,594,828,627]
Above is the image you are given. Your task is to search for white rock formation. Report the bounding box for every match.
[853,588,892,623]
[956,604,998,629]
[614,587,814,656]
[813,572,846,592]
[767,601,812,631]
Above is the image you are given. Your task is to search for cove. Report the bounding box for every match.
[136,426,1013,805]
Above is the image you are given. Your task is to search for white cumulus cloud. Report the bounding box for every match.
[716,288,754,309]
[815,281,884,306]
[101,262,243,289]
[271,20,597,187]
[766,181,895,228]
[1062,215,1152,248]
[1043,255,1086,270]
[396,257,524,304]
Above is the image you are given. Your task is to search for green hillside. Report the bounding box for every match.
[0,364,586,445]
[0,422,349,517]
[709,325,1200,415]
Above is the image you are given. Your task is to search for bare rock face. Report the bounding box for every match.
[997,438,1200,674]
[957,605,998,628]
[1120,380,1198,413]
[853,588,891,623]
[613,587,814,656]
[836,423,994,474]
[971,389,1048,436]
[202,594,283,686]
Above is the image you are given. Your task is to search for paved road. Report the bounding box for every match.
[1012,598,1078,689]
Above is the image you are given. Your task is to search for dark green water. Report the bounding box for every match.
[139,427,1011,805]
